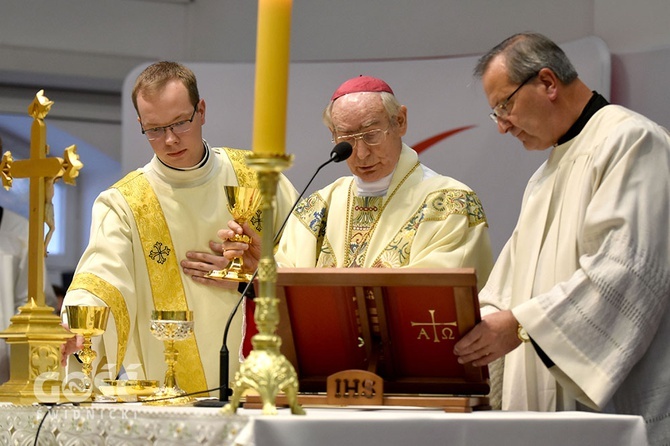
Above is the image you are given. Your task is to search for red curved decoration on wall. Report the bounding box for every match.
[412,125,476,154]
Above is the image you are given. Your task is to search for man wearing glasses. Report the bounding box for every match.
[453,33,670,445]
[61,61,298,396]
[272,75,493,288]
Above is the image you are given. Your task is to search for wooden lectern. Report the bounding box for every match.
[246,267,490,412]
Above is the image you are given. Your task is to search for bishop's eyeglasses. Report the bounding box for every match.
[332,127,389,149]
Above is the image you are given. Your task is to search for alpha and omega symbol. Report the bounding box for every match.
[411,309,457,342]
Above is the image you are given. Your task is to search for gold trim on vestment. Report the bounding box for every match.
[289,161,489,269]
[345,162,419,267]
[223,148,263,232]
[113,170,207,394]
[223,147,259,188]
[68,272,129,378]
[370,188,488,267]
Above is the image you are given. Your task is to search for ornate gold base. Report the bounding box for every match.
[204,267,254,282]
[143,386,193,406]
[0,300,75,404]
[222,333,304,416]
[0,377,69,405]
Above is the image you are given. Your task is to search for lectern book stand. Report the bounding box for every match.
[245,268,490,412]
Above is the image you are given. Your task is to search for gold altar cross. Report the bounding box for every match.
[0,90,82,403]
[0,90,83,306]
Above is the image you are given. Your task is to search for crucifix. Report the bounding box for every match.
[0,90,82,305]
[0,90,83,403]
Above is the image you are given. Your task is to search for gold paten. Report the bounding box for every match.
[223,153,304,416]
[205,186,262,282]
[98,379,160,401]
[0,91,83,404]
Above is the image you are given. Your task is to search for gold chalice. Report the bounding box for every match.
[205,186,262,282]
[146,310,194,405]
[65,305,110,394]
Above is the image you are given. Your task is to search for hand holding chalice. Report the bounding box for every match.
[205,186,262,282]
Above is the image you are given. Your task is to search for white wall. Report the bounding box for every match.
[1,0,669,283]
[121,37,610,260]
[594,1,670,52]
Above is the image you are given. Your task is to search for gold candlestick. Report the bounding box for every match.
[223,0,301,416]
[65,306,110,397]
[223,154,304,416]
[205,186,262,282]
[146,310,194,405]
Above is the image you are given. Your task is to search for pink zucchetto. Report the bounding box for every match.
[330,75,394,101]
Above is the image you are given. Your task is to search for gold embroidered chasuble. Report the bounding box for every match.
[64,146,296,394]
[276,144,493,289]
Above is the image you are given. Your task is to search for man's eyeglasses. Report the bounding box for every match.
[332,127,389,148]
[489,73,538,124]
[141,105,198,141]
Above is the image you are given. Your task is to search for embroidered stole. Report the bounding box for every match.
[70,148,257,391]
[347,195,383,268]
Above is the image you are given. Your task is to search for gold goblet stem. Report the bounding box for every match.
[79,335,96,390]
[163,339,178,390]
[147,310,194,405]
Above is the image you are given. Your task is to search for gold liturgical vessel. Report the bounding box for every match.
[146,310,194,405]
[205,186,262,282]
[0,90,83,404]
[65,305,110,398]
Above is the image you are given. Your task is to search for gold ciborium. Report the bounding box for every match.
[146,310,194,405]
[205,186,262,282]
[65,305,110,394]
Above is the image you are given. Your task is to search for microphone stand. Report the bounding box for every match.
[194,142,353,407]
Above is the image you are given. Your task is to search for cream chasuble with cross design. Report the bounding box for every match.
[63,144,297,395]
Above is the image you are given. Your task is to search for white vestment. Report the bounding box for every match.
[480,105,670,445]
[276,144,493,288]
[62,145,297,394]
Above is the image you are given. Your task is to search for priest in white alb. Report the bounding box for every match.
[453,33,670,446]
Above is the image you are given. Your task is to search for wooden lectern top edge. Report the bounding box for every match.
[276,267,478,287]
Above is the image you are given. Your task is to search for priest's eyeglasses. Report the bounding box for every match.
[141,105,198,141]
[489,73,538,123]
[332,127,389,148]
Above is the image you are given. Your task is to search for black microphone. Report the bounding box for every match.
[330,140,354,162]
[275,141,352,238]
[194,142,352,407]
